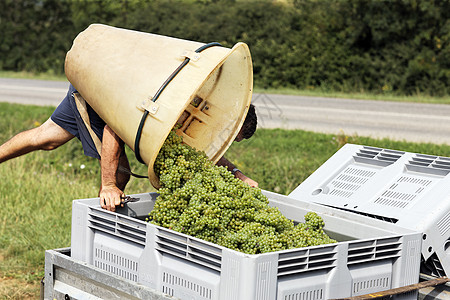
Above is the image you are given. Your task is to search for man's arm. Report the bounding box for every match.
[99,125,125,211]
[216,156,258,187]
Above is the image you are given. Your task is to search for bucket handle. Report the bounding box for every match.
[134,42,222,164]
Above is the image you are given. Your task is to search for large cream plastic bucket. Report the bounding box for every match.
[65,24,253,188]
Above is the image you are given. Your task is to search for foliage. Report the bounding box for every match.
[331,0,450,96]
[0,1,449,93]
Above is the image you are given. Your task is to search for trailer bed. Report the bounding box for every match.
[43,248,176,300]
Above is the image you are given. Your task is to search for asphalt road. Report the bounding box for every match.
[0,77,69,106]
[1,77,449,146]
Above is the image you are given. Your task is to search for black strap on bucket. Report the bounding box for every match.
[134,42,222,164]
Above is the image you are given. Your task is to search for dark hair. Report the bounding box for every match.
[241,104,257,139]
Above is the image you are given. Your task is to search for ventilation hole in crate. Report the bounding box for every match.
[437,212,450,236]
[284,289,324,300]
[328,166,375,198]
[355,147,403,166]
[93,247,138,281]
[407,154,450,175]
[324,204,399,223]
[162,286,174,296]
[373,175,433,209]
[278,247,337,276]
[162,272,212,299]
[347,238,401,265]
[353,277,390,294]
[156,230,222,271]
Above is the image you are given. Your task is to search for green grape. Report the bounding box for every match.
[147,129,337,254]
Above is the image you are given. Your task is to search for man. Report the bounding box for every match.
[0,84,258,211]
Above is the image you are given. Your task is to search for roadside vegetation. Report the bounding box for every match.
[1,1,449,97]
[1,101,450,298]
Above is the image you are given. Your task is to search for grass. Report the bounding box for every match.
[254,86,450,104]
[0,71,67,82]
[0,102,152,299]
[2,102,450,298]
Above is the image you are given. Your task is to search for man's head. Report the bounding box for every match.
[235,104,257,142]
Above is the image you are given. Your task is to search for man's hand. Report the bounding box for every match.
[235,171,259,188]
[100,185,124,212]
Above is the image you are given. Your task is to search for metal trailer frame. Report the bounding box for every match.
[43,247,177,300]
[418,274,450,299]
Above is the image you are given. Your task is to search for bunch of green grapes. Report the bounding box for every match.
[146,129,336,254]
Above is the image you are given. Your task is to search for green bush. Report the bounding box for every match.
[0,0,448,96]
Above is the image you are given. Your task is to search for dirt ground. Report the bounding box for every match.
[0,277,40,300]
[0,254,40,299]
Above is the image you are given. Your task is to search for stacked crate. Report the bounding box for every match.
[289,143,450,278]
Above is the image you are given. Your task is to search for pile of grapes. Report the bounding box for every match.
[146,130,336,254]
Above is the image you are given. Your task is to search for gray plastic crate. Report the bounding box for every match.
[289,143,450,278]
[71,191,421,299]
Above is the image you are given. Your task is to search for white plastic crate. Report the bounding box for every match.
[289,143,450,278]
[71,191,421,299]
